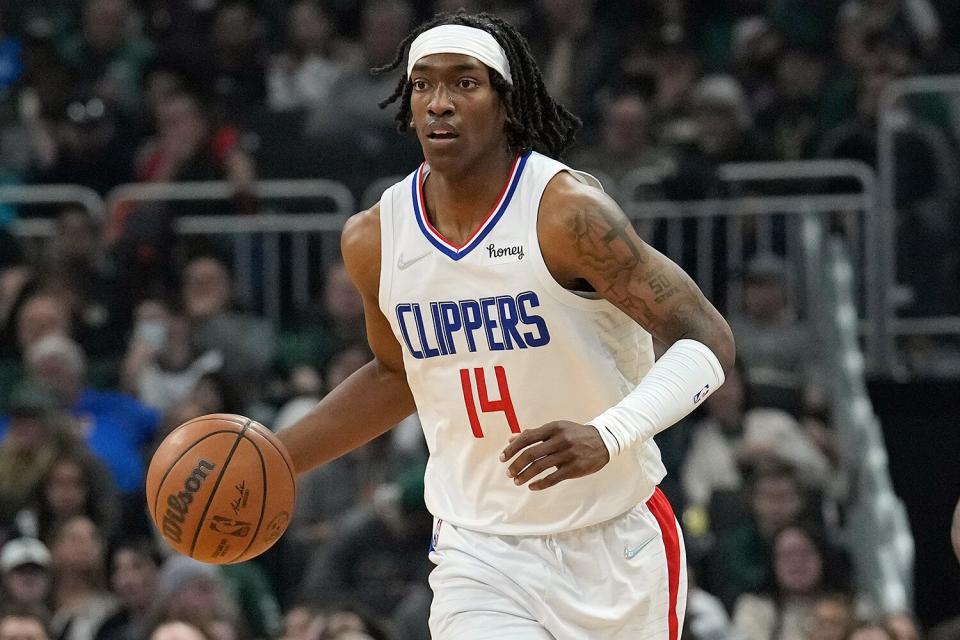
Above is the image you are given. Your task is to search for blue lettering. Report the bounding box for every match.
[496,296,526,349]
[439,302,462,354]
[459,300,482,352]
[517,291,550,347]
[412,304,441,358]
[395,304,423,359]
[479,297,504,351]
[429,302,448,356]
[396,293,550,358]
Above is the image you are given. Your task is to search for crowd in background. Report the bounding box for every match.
[1,0,960,639]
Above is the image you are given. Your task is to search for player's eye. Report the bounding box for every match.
[458,79,478,89]
[412,79,428,91]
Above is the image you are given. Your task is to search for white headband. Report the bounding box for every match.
[407,24,513,85]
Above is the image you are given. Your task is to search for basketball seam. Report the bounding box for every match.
[189,419,252,558]
[151,430,239,518]
[248,423,296,481]
[228,434,268,563]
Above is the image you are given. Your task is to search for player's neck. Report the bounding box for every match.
[423,148,516,242]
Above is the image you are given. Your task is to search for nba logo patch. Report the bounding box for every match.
[428,519,443,552]
[693,384,711,404]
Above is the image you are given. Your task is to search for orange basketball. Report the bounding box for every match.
[145,414,296,564]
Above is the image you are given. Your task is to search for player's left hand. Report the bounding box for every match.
[499,421,610,491]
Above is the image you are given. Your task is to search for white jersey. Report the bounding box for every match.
[378,150,665,535]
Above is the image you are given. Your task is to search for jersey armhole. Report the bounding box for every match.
[377,183,399,319]
[528,168,613,312]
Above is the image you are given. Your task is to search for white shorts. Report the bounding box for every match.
[427,487,687,639]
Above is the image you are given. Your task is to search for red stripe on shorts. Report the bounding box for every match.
[646,487,681,640]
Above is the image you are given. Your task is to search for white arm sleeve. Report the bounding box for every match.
[589,339,726,457]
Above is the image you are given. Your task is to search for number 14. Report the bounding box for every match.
[459,367,519,438]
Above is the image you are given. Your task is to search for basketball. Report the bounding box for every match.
[145,414,296,564]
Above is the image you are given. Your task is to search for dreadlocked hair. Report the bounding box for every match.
[371,11,582,159]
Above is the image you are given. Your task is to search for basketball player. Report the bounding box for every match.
[277,12,735,639]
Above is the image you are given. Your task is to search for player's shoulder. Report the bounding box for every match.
[540,167,620,230]
[341,203,382,297]
[342,203,381,246]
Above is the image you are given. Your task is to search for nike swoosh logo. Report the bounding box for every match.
[624,535,658,560]
[397,251,431,270]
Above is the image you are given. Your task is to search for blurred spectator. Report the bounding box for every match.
[140,1,207,63]
[528,0,616,128]
[729,16,784,117]
[58,0,156,109]
[148,621,207,640]
[180,256,274,406]
[271,365,322,432]
[206,1,268,115]
[278,603,323,640]
[0,242,31,365]
[727,253,816,411]
[135,90,255,190]
[305,1,420,183]
[0,382,74,527]
[93,539,162,640]
[806,593,857,640]
[120,300,223,412]
[688,74,766,164]
[148,556,243,640]
[885,612,922,640]
[570,92,669,183]
[41,206,131,357]
[285,345,408,546]
[0,13,23,95]
[838,0,942,62]
[217,560,282,640]
[281,344,420,599]
[635,40,701,132]
[23,335,159,494]
[28,94,138,196]
[267,1,347,113]
[0,607,50,640]
[186,372,244,417]
[732,524,851,640]
[299,465,432,621]
[18,448,119,546]
[848,621,898,640]
[154,371,245,452]
[0,538,53,614]
[14,293,72,358]
[680,362,831,513]
[705,464,814,609]
[757,45,829,160]
[683,566,740,640]
[277,262,365,372]
[49,516,119,640]
[819,65,960,316]
[308,604,393,640]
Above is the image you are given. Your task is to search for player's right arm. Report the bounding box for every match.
[276,205,417,475]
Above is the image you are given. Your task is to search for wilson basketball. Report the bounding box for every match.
[146,414,296,564]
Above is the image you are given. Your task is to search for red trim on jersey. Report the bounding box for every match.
[647,487,681,640]
[416,153,521,250]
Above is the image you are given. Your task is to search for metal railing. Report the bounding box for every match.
[2,184,106,240]
[877,74,960,374]
[105,179,355,323]
[614,159,880,367]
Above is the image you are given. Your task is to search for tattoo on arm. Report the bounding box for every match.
[568,201,709,340]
